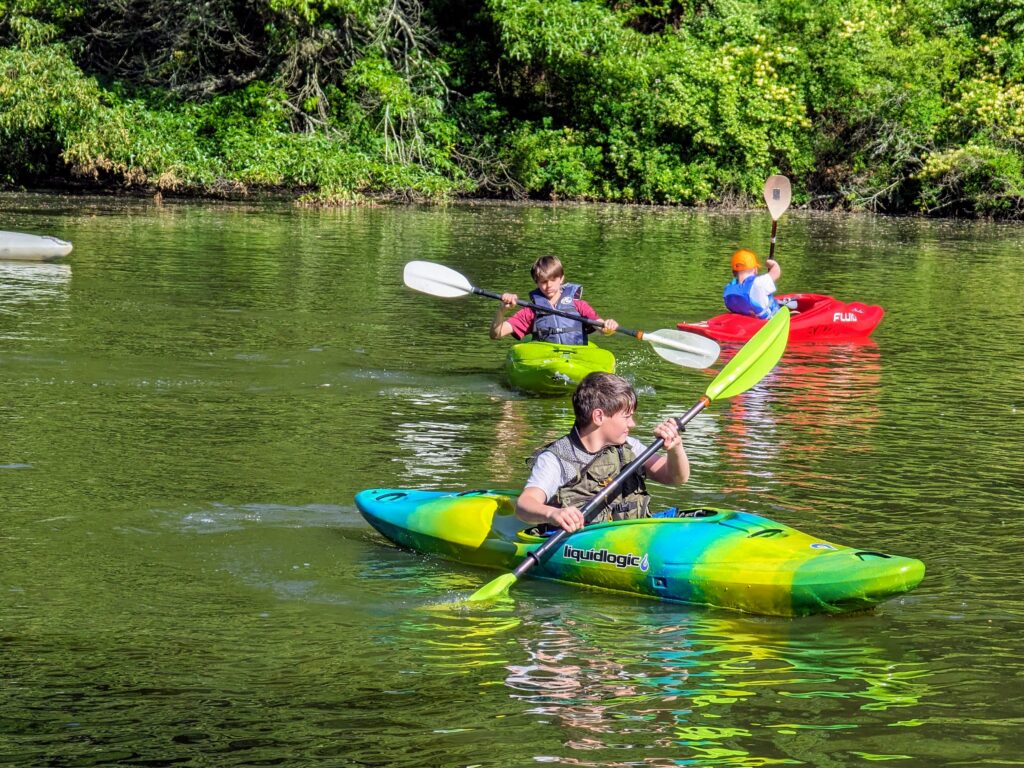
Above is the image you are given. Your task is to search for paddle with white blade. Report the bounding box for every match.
[763,175,792,264]
[466,305,792,603]
[403,260,720,369]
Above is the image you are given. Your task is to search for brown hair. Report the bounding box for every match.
[531,255,564,283]
[573,372,637,427]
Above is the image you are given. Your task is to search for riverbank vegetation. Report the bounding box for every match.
[2,0,1023,215]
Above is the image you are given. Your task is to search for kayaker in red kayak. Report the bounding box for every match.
[489,255,619,344]
[723,248,788,319]
[515,372,689,534]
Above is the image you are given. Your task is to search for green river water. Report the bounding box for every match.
[1,193,1022,766]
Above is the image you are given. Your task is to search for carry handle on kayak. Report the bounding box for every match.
[403,260,720,369]
[467,306,791,603]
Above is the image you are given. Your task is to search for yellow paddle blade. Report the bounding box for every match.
[467,573,518,602]
[705,307,790,401]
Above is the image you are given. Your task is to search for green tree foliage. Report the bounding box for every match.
[0,0,469,199]
[1,0,1022,214]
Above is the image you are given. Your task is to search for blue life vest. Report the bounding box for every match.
[723,276,780,320]
[529,283,588,345]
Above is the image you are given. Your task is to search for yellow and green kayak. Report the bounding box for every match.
[504,340,615,396]
[355,488,925,617]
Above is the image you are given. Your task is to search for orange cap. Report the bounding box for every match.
[730,248,760,271]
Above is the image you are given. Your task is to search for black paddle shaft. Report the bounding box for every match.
[473,287,644,340]
[511,397,710,580]
[769,219,779,263]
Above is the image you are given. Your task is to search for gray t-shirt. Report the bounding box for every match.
[524,435,646,502]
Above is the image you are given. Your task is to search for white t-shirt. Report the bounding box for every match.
[524,436,647,502]
[748,273,777,313]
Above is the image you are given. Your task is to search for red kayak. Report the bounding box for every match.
[677,294,884,343]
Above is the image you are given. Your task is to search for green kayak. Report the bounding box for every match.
[355,488,926,617]
[504,340,615,396]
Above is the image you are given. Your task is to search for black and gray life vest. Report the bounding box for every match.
[529,430,650,525]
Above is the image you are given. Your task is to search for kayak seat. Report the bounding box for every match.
[517,527,550,541]
[515,508,725,541]
[655,508,719,518]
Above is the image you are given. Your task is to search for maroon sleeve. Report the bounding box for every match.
[574,300,600,321]
[506,306,536,339]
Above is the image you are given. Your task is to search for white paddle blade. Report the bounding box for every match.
[763,175,792,221]
[644,329,720,369]
[403,261,474,298]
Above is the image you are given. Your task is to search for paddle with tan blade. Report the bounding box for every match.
[763,175,792,264]
[466,306,792,603]
[403,260,721,369]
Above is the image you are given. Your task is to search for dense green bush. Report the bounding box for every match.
[1,0,1022,215]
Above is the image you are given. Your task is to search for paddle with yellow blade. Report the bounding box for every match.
[466,305,791,603]
[403,260,721,369]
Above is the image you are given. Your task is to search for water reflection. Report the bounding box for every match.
[0,261,71,341]
[389,389,473,483]
[718,344,883,504]
[410,608,525,672]
[496,607,930,766]
[775,342,883,437]
[488,397,536,480]
[485,397,583,485]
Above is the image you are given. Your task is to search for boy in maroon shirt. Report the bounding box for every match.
[489,256,618,344]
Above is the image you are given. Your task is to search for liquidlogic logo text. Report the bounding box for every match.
[563,544,650,572]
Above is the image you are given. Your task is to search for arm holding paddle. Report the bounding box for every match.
[489,295,516,339]
[516,486,586,533]
[722,175,790,318]
[645,419,689,485]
